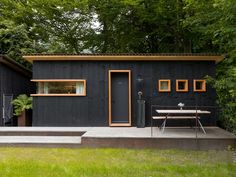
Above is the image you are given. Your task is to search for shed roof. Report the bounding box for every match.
[23,53,224,64]
[0,55,32,77]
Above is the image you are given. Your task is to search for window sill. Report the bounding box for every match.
[193,90,206,92]
[176,90,189,92]
[158,90,171,92]
[30,94,86,97]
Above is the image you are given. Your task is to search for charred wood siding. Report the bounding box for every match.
[0,63,34,126]
[32,61,216,127]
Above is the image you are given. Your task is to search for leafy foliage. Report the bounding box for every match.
[11,95,33,116]
[0,20,36,68]
[0,0,195,54]
[183,0,236,133]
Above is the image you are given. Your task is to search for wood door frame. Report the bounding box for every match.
[108,70,131,127]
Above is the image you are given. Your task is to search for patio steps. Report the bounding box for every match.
[0,127,86,147]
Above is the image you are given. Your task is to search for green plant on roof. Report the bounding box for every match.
[11,94,32,116]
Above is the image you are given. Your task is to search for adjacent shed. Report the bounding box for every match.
[24,54,224,127]
[0,55,34,126]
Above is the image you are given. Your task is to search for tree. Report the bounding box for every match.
[87,0,192,53]
[0,20,35,67]
[183,0,236,133]
[1,0,96,54]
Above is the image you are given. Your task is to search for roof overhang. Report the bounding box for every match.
[0,55,32,77]
[23,54,224,64]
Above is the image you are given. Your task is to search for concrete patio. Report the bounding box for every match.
[82,126,235,138]
[0,126,234,150]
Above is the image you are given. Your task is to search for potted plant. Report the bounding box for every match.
[11,94,32,126]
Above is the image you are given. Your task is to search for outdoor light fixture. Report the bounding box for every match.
[136,74,144,93]
[137,74,144,83]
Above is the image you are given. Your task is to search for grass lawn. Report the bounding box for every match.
[0,147,235,177]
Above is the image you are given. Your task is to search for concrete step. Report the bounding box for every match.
[0,127,84,147]
[0,131,85,136]
[0,127,87,136]
[0,136,82,147]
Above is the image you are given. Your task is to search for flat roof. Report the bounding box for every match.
[23,53,224,64]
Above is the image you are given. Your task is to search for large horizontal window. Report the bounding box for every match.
[31,79,86,96]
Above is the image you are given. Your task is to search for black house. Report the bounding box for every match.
[0,55,34,126]
[23,54,224,127]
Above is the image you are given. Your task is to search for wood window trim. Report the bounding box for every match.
[193,79,206,92]
[158,79,171,92]
[30,94,86,97]
[31,79,86,96]
[109,123,131,127]
[23,55,224,64]
[176,80,188,92]
[108,70,131,127]
[31,79,85,82]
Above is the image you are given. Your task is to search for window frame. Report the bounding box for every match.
[31,79,86,96]
[158,79,171,92]
[193,79,206,92]
[176,79,189,92]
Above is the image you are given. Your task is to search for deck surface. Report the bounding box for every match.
[0,127,234,150]
[82,127,235,139]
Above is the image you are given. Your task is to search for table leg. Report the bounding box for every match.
[151,118,153,137]
[195,111,198,139]
[162,115,168,133]
[198,119,206,134]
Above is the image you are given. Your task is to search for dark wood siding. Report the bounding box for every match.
[32,60,216,127]
[0,63,34,126]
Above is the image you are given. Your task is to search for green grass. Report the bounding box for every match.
[0,148,235,177]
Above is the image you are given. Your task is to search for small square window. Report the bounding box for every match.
[194,80,206,92]
[158,80,171,92]
[176,80,188,92]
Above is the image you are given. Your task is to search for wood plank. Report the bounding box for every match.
[31,60,217,127]
[23,55,224,64]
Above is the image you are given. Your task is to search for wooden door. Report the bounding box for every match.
[109,70,131,126]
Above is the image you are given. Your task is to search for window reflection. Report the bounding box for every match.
[37,81,85,95]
